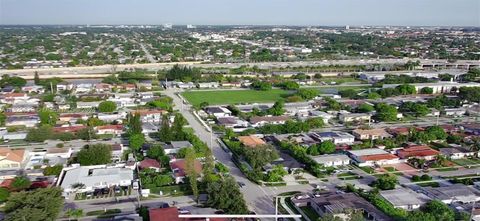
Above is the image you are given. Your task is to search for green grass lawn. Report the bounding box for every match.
[452,158,480,166]
[435,167,458,172]
[182,89,292,106]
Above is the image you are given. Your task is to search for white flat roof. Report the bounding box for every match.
[311,154,350,163]
[348,148,389,156]
[60,166,133,190]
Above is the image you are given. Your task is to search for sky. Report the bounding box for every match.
[0,0,479,26]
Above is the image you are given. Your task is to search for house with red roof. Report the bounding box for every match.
[397,145,440,161]
[170,159,202,184]
[348,148,400,167]
[95,124,124,135]
[139,158,161,172]
[52,125,87,133]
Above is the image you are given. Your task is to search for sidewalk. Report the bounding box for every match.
[279,197,303,221]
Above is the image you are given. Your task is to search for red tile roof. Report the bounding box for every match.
[170,159,202,177]
[139,158,161,169]
[53,125,87,133]
[149,207,180,221]
[96,124,124,131]
[397,145,439,159]
[360,153,399,162]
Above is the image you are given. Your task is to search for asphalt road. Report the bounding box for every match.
[2,58,478,76]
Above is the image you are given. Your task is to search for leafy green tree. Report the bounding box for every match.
[339,89,358,98]
[375,103,398,122]
[265,165,287,182]
[0,111,5,126]
[357,103,375,113]
[243,145,279,170]
[38,108,58,126]
[26,125,53,142]
[4,187,63,221]
[406,210,436,221]
[43,165,63,176]
[98,101,117,113]
[0,187,10,202]
[76,127,97,140]
[267,100,285,116]
[296,88,318,100]
[420,87,434,94]
[206,176,249,214]
[458,87,480,103]
[172,113,187,140]
[399,102,430,117]
[305,117,325,128]
[77,144,112,166]
[423,200,455,221]
[129,133,145,152]
[278,81,299,90]
[367,92,381,99]
[185,148,199,200]
[372,174,397,190]
[127,113,142,135]
[86,117,105,127]
[318,140,336,154]
[158,115,173,142]
[154,175,174,187]
[250,81,272,91]
[11,176,31,190]
[396,84,417,95]
[0,75,27,87]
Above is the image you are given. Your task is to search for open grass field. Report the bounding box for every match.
[182,89,292,106]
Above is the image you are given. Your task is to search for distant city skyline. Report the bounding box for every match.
[0,0,479,26]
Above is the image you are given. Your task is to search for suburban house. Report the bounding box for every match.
[95,125,124,135]
[6,115,39,127]
[311,154,351,167]
[308,132,355,145]
[291,192,392,221]
[338,112,371,123]
[216,117,249,131]
[59,113,88,122]
[237,103,273,113]
[309,111,334,124]
[58,164,134,199]
[10,103,37,112]
[149,207,182,221]
[397,145,439,160]
[444,108,466,116]
[163,141,193,155]
[380,188,428,210]
[0,93,29,104]
[56,82,74,91]
[462,123,480,135]
[0,148,26,170]
[348,148,400,167]
[423,184,480,204]
[283,102,314,116]
[21,85,45,94]
[169,159,202,184]
[249,116,290,127]
[76,101,101,109]
[139,158,161,172]
[352,128,393,140]
[197,82,219,88]
[131,109,167,123]
[94,83,113,92]
[271,134,318,147]
[439,144,477,159]
[205,106,232,118]
[238,135,267,147]
[97,112,126,122]
[53,125,87,133]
